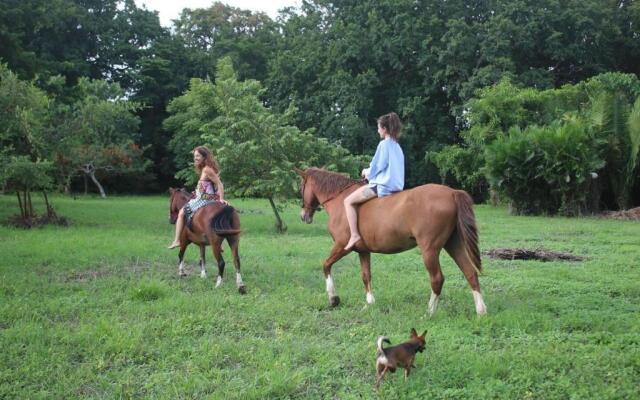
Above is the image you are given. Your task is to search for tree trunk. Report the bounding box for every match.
[84,174,88,195]
[89,171,106,198]
[16,191,26,219]
[43,191,54,217]
[23,189,33,219]
[268,196,286,233]
[27,190,34,218]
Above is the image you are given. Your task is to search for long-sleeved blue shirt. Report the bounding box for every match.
[367,138,404,196]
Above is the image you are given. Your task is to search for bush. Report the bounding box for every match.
[485,119,605,215]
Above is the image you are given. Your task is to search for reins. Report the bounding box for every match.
[319,180,364,206]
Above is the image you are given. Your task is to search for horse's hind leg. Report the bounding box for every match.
[359,252,375,305]
[178,244,188,277]
[227,234,246,294]
[209,235,225,288]
[445,232,486,315]
[419,246,445,316]
[199,245,207,279]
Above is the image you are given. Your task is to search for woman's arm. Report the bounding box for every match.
[367,141,389,180]
[204,167,227,204]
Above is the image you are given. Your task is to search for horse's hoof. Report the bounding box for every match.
[200,271,207,279]
[215,277,223,288]
[330,296,340,307]
[179,271,187,277]
[238,285,247,295]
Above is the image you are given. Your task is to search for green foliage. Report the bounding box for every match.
[174,2,277,81]
[582,74,640,209]
[164,78,219,185]
[0,63,50,159]
[204,58,361,199]
[428,144,487,198]
[432,72,640,211]
[164,57,362,231]
[3,156,53,192]
[486,120,605,215]
[48,78,150,193]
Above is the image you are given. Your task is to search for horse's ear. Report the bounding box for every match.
[169,187,175,194]
[410,328,418,337]
[420,330,427,338]
[294,167,306,177]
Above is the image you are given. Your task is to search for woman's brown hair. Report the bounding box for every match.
[377,112,402,140]
[193,146,220,174]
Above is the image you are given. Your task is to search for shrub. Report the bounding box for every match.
[486,119,605,215]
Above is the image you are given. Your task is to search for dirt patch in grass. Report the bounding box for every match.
[486,248,585,262]
[64,269,111,283]
[4,213,69,228]
[600,207,640,221]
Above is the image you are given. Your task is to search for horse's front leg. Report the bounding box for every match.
[178,243,188,277]
[359,252,375,306]
[323,244,350,307]
[227,234,246,294]
[199,244,207,279]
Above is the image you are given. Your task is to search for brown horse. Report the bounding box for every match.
[295,168,486,315]
[168,188,246,294]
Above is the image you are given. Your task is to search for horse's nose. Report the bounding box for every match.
[299,208,312,224]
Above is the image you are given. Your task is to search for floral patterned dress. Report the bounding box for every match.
[183,179,219,224]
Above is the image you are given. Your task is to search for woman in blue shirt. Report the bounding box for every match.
[344,112,405,250]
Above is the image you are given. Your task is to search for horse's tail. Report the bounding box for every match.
[453,190,482,274]
[377,336,391,354]
[210,205,241,236]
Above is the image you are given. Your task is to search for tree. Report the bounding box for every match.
[48,78,150,196]
[168,57,362,232]
[0,64,60,223]
[3,157,60,226]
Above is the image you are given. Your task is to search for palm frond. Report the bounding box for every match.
[627,97,640,181]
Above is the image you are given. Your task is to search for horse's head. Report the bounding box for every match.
[295,168,320,224]
[168,187,191,224]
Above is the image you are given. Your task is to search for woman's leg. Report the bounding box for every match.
[168,208,186,249]
[343,186,377,250]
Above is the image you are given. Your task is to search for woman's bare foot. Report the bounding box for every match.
[344,235,361,250]
[167,240,180,249]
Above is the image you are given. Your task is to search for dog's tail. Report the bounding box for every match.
[377,336,391,353]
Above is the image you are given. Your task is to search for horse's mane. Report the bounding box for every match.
[306,168,359,195]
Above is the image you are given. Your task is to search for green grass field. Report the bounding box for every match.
[0,194,638,399]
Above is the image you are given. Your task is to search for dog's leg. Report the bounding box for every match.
[375,366,388,389]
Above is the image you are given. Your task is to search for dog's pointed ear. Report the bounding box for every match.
[410,328,418,337]
[294,167,306,177]
[420,330,427,338]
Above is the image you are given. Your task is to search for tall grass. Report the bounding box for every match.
[0,194,638,399]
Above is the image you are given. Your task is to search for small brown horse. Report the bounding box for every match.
[295,168,486,315]
[168,188,246,294]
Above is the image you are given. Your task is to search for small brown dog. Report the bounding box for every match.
[375,328,427,388]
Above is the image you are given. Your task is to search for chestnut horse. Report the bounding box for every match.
[295,168,486,315]
[168,188,246,294]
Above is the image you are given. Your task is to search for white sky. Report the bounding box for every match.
[135,0,301,27]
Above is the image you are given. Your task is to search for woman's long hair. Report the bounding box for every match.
[194,146,220,174]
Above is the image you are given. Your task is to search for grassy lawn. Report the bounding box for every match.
[0,194,638,399]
